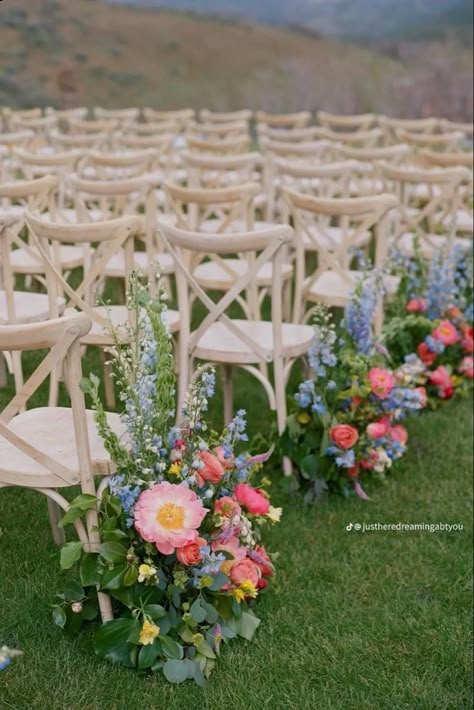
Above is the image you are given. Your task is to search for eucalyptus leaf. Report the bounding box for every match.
[52,607,67,628]
[162,659,189,684]
[160,636,184,660]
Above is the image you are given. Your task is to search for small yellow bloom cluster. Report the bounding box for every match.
[139,620,160,646]
[168,462,182,478]
[138,563,157,583]
[232,580,258,603]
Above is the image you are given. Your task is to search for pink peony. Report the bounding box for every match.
[461,324,473,353]
[198,451,225,485]
[366,417,391,439]
[458,356,474,378]
[447,305,462,320]
[176,536,206,566]
[230,558,260,587]
[330,424,359,449]
[417,342,437,366]
[367,368,396,399]
[211,536,247,577]
[432,320,459,346]
[415,386,428,408]
[253,545,273,577]
[406,298,428,313]
[234,483,270,515]
[214,496,241,519]
[215,446,234,470]
[390,425,408,445]
[134,481,207,555]
[429,365,451,387]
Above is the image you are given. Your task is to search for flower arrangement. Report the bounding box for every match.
[383,246,473,404]
[280,275,426,502]
[55,275,281,685]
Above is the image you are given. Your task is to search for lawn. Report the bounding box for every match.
[0,348,472,710]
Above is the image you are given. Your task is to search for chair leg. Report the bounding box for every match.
[222,365,234,425]
[11,351,23,393]
[101,351,116,409]
[274,356,293,476]
[47,498,66,546]
[0,352,6,388]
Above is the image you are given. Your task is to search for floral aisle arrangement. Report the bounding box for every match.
[383,246,473,404]
[280,276,427,502]
[54,277,281,685]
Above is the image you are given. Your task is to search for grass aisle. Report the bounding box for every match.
[0,397,472,709]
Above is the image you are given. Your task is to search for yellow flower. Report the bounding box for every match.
[297,412,311,424]
[267,505,282,523]
[231,587,246,603]
[139,620,160,646]
[192,633,204,646]
[239,580,258,598]
[138,563,156,582]
[168,462,182,478]
[198,575,213,589]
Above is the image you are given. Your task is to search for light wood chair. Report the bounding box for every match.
[257,125,325,143]
[199,109,252,124]
[419,149,474,169]
[283,188,399,329]
[82,148,160,180]
[379,161,472,258]
[397,129,466,153]
[0,311,124,621]
[314,126,383,148]
[440,119,473,139]
[318,111,375,132]
[49,130,110,152]
[186,134,251,155]
[256,110,311,129]
[158,220,314,456]
[378,115,439,144]
[94,107,140,126]
[9,114,57,143]
[184,150,262,189]
[333,144,411,196]
[143,108,195,130]
[2,108,43,132]
[187,120,249,141]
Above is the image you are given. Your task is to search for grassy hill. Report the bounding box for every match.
[0,0,472,120]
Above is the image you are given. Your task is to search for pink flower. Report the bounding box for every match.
[429,365,451,387]
[367,368,396,399]
[432,320,459,346]
[347,464,360,479]
[458,356,474,378]
[253,544,273,577]
[215,446,234,470]
[417,342,437,366]
[461,324,473,353]
[360,459,374,470]
[176,536,207,566]
[134,481,207,555]
[198,451,225,485]
[447,305,462,319]
[214,496,241,519]
[329,424,359,449]
[415,387,427,408]
[406,298,428,313]
[211,536,247,577]
[366,417,391,439]
[235,483,270,515]
[230,559,260,587]
[390,425,408,445]
[439,384,454,400]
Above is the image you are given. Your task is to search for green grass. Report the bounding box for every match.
[0,348,472,709]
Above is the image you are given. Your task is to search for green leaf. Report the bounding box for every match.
[137,642,161,670]
[190,598,207,623]
[209,571,228,592]
[162,659,189,684]
[99,542,128,564]
[94,618,136,668]
[160,636,184,660]
[195,638,216,660]
[60,541,83,570]
[52,607,67,628]
[101,564,127,590]
[143,604,166,621]
[80,553,101,587]
[81,598,99,621]
[201,599,218,624]
[123,565,138,587]
[70,493,98,510]
[63,580,85,601]
[237,610,261,641]
[110,587,134,608]
[299,454,319,481]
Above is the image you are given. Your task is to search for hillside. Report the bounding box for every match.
[0,0,472,120]
[105,0,473,40]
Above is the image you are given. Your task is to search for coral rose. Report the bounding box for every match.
[215,446,234,470]
[214,496,241,519]
[406,298,428,313]
[230,559,260,587]
[329,424,359,449]
[366,417,391,439]
[417,342,437,366]
[367,368,396,399]
[432,320,459,346]
[198,451,225,485]
[458,356,474,378]
[176,536,207,566]
[390,425,408,445]
[134,481,207,555]
[234,483,270,515]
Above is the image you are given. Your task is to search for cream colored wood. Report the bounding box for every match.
[258,125,325,143]
[143,108,195,129]
[94,107,140,125]
[187,120,249,140]
[256,111,311,128]
[314,126,383,147]
[419,149,474,169]
[318,111,375,131]
[183,151,262,191]
[440,119,473,137]
[0,130,35,149]
[397,129,465,151]
[50,130,109,151]
[378,115,439,143]
[69,117,119,134]
[200,109,252,124]
[186,134,251,155]
[83,149,160,179]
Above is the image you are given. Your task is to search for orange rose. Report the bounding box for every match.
[329,424,359,449]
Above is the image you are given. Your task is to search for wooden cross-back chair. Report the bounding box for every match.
[50,130,110,152]
[0,311,125,621]
[186,134,251,155]
[122,120,179,137]
[397,129,466,153]
[68,117,119,136]
[317,111,375,132]
[256,110,312,129]
[379,161,472,259]
[83,148,159,180]
[257,125,324,144]
[0,131,36,181]
[45,107,88,127]
[199,109,252,124]
[14,148,82,211]
[0,129,35,150]
[187,120,250,141]
[2,108,43,132]
[283,188,399,328]
[163,180,292,320]
[378,115,439,144]
[315,126,383,148]
[184,150,262,189]
[333,143,411,196]
[440,119,473,139]
[66,173,174,285]
[143,108,195,130]
[9,114,57,144]
[158,220,313,464]
[94,107,140,126]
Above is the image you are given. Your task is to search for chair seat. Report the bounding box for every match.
[306,270,400,308]
[434,209,473,234]
[193,319,314,365]
[193,258,293,290]
[82,305,180,344]
[103,250,174,278]
[0,205,25,222]
[398,232,472,259]
[10,245,85,274]
[0,407,125,488]
[303,226,371,252]
[0,290,65,324]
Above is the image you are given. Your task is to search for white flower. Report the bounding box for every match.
[267,506,283,523]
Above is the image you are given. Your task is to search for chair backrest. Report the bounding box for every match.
[275,158,357,203]
[0,130,35,149]
[0,312,95,489]
[378,115,439,143]
[419,149,474,169]
[9,114,57,135]
[199,109,252,124]
[335,143,410,164]
[143,108,195,129]
[84,149,158,179]
[123,120,179,136]
[67,172,155,222]
[283,188,397,282]
[163,180,260,232]
[94,107,140,125]
[69,117,119,135]
[186,134,251,155]
[188,120,249,140]
[183,151,261,188]
[260,137,336,160]
[256,110,311,128]
[14,148,82,180]
[315,126,383,147]
[318,111,375,132]
[257,125,323,143]
[440,119,474,138]
[158,220,293,390]
[50,129,109,151]
[0,174,58,218]
[397,129,465,151]
[24,211,144,328]
[379,161,470,245]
